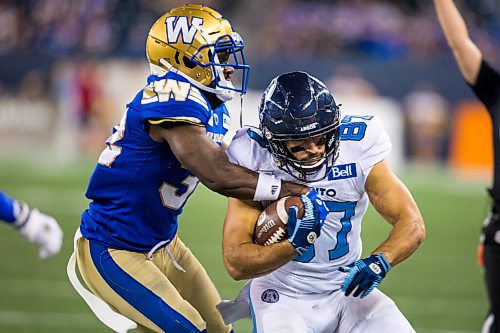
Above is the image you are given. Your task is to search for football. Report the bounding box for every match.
[254,196,305,246]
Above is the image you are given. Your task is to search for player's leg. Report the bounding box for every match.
[249,279,314,333]
[336,288,415,333]
[481,207,500,333]
[76,237,207,333]
[158,236,232,333]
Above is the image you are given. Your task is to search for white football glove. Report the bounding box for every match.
[15,203,63,260]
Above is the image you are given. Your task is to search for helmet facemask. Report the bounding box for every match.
[193,32,250,101]
[265,119,340,182]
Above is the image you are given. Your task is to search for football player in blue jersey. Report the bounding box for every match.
[0,190,63,259]
[67,4,326,333]
[435,1,500,332]
[218,72,425,332]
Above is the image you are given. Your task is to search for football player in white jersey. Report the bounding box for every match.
[219,71,426,332]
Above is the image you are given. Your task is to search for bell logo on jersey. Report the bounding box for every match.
[165,16,204,44]
[328,163,357,180]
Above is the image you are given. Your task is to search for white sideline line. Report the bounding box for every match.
[0,311,102,328]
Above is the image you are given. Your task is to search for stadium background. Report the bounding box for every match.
[0,0,498,332]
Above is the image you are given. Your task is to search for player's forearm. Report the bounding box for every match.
[194,154,259,198]
[162,124,308,200]
[434,0,470,49]
[168,132,260,198]
[366,161,426,267]
[223,241,296,280]
[192,152,308,200]
[372,215,426,266]
[434,0,482,83]
[279,182,310,197]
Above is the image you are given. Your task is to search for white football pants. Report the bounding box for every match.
[249,279,415,333]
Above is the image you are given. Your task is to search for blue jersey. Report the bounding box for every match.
[80,71,230,251]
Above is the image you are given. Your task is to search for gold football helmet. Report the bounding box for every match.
[146,4,249,101]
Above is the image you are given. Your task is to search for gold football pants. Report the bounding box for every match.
[76,235,231,333]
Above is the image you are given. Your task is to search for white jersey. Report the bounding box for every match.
[226,114,391,294]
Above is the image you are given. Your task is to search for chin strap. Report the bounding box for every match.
[149,63,167,76]
[239,94,244,128]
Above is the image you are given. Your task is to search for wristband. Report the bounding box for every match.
[253,173,281,201]
[13,201,30,228]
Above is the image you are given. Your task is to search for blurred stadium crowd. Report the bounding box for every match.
[0,0,235,57]
[0,0,499,168]
[0,0,498,59]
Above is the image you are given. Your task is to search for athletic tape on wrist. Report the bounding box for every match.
[253,173,281,201]
[13,202,31,229]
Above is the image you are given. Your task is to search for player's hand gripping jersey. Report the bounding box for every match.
[226,115,391,293]
[81,71,230,251]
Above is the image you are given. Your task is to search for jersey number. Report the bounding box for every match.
[98,110,128,167]
[294,200,357,263]
[339,115,372,141]
[159,175,198,210]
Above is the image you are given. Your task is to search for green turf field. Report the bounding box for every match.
[0,159,490,332]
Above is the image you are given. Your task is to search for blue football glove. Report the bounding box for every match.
[339,253,391,299]
[304,188,328,225]
[287,190,326,256]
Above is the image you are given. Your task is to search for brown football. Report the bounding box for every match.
[254,196,305,246]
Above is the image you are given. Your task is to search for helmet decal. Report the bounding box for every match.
[165,16,204,44]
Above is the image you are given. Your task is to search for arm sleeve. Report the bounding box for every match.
[469,60,500,116]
